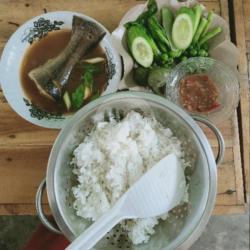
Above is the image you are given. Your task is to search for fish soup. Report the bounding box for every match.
[20,24,107,114]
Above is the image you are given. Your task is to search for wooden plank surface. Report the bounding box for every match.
[242,0,250,202]
[234,0,250,202]
[243,0,250,44]
[0,0,247,215]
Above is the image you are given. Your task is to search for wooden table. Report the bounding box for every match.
[0,0,249,215]
[242,0,250,203]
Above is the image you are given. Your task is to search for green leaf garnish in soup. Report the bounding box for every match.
[71,63,100,109]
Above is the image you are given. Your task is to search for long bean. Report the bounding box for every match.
[199,27,222,45]
[200,11,214,38]
[193,18,208,44]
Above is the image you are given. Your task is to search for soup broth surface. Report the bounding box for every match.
[20,29,107,114]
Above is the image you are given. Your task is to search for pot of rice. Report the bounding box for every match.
[36,91,224,250]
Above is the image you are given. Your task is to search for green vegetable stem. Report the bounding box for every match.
[157,41,168,53]
[169,49,182,58]
[193,4,203,34]
[161,7,174,48]
[201,11,214,37]
[147,15,171,49]
[72,84,85,109]
[127,0,158,26]
[199,27,222,45]
[198,49,208,57]
[71,64,99,109]
[192,17,208,44]
[63,91,71,111]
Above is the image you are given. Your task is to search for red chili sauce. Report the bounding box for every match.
[179,74,220,113]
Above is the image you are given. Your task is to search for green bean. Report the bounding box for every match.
[200,11,214,38]
[199,27,222,45]
[193,18,208,44]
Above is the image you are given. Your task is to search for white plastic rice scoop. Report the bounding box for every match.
[66,153,186,250]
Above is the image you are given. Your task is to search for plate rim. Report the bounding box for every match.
[0,10,122,129]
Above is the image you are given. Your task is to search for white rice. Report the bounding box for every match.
[71,111,190,245]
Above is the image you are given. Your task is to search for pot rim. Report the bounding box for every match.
[46,91,217,249]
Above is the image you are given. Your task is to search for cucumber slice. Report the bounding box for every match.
[126,24,160,63]
[131,37,154,68]
[172,13,194,50]
[177,6,195,26]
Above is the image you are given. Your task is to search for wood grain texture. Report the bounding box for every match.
[0,0,247,215]
[0,0,220,54]
[235,0,250,202]
[243,0,250,202]
[0,204,50,215]
[0,92,58,146]
[220,0,229,24]
[0,146,238,205]
[0,147,50,203]
[243,0,250,44]
[232,111,245,204]
[213,204,246,215]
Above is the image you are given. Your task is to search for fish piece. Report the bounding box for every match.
[28,15,106,101]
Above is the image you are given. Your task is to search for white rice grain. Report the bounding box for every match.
[72,111,190,245]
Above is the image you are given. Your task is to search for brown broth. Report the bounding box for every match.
[20,29,107,114]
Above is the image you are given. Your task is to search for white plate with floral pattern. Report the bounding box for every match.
[0,11,122,129]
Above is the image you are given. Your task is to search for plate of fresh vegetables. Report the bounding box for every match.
[111,0,239,94]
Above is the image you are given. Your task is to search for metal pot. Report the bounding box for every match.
[36,92,224,250]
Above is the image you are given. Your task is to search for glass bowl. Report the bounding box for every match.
[165,57,239,124]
